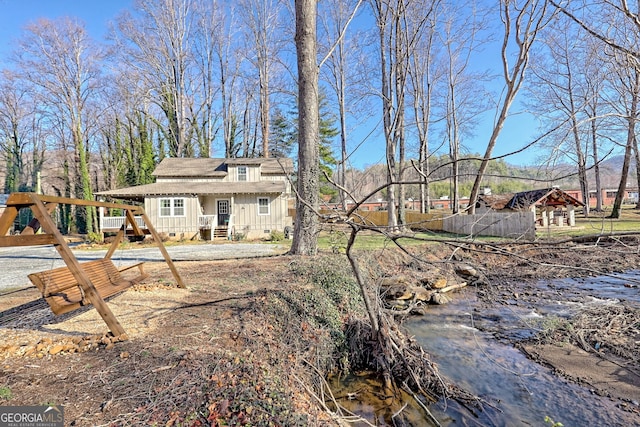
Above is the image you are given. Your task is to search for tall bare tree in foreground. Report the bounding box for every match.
[468,0,550,214]
[291,0,320,255]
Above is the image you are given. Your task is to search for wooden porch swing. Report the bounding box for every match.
[0,193,185,337]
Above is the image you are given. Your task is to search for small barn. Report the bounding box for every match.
[476,188,584,227]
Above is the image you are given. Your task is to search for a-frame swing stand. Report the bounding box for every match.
[0,192,185,337]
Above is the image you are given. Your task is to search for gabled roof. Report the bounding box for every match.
[478,188,584,210]
[476,193,514,210]
[152,157,293,178]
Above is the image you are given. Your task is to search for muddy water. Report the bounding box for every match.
[334,272,640,426]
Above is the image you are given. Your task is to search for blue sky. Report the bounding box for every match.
[0,0,131,57]
[0,0,542,169]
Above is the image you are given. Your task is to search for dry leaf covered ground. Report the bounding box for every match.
[1,256,348,426]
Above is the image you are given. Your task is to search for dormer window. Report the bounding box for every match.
[237,166,247,181]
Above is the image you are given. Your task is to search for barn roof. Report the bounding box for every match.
[478,188,584,210]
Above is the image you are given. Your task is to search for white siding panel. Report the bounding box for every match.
[145,196,200,238]
[232,194,292,238]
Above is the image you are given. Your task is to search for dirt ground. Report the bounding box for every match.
[1,237,640,425]
[1,256,340,426]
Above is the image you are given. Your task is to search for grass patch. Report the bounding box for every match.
[538,205,640,238]
[0,386,12,400]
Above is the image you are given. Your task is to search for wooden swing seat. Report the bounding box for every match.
[28,259,148,315]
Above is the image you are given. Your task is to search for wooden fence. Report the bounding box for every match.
[298,208,534,240]
[442,211,536,240]
[325,209,445,231]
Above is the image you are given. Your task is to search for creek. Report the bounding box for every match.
[332,272,640,426]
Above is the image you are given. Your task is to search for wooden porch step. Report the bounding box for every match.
[213,227,228,239]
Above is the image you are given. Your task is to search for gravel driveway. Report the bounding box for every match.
[0,242,288,291]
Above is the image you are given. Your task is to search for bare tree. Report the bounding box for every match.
[191,1,224,157]
[0,70,42,193]
[14,17,104,234]
[319,0,365,211]
[196,2,243,158]
[436,2,489,214]
[551,1,640,60]
[98,72,157,190]
[407,11,439,214]
[468,0,551,214]
[291,0,320,255]
[239,0,285,158]
[113,0,195,157]
[607,52,640,218]
[371,0,437,230]
[528,17,608,216]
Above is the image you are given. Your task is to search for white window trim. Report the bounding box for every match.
[159,197,186,217]
[237,166,248,181]
[257,196,270,215]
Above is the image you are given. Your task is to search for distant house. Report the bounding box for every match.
[476,187,584,227]
[96,158,294,240]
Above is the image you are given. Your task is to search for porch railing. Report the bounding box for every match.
[198,215,217,229]
[100,216,146,230]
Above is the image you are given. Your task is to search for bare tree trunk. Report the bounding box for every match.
[290,0,320,255]
[240,0,281,158]
[634,140,640,209]
[468,0,549,214]
[611,72,639,218]
[611,132,634,218]
[373,0,430,231]
[590,113,603,211]
[569,113,589,217]
[407,23,435,215]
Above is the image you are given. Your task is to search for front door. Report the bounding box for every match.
[217,200,230,226]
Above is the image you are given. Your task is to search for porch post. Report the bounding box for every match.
[567,205,576,226]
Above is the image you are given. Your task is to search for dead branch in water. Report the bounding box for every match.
[344,221,484,416]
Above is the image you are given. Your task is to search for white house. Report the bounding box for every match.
[96,157,294,240]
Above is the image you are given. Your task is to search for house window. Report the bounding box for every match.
[257,197,270,215]
[159,198,186,217]
[237,166,247,181]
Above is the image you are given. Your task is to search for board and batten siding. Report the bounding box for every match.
[232,194,292,238]
[145,196,201,237]
[227,165,261,182]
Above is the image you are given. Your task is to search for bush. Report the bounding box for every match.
[269,230,285,242]
[86,232,103,244]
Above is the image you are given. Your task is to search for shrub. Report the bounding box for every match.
[270,230,285,242]
[86,232,103,244]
